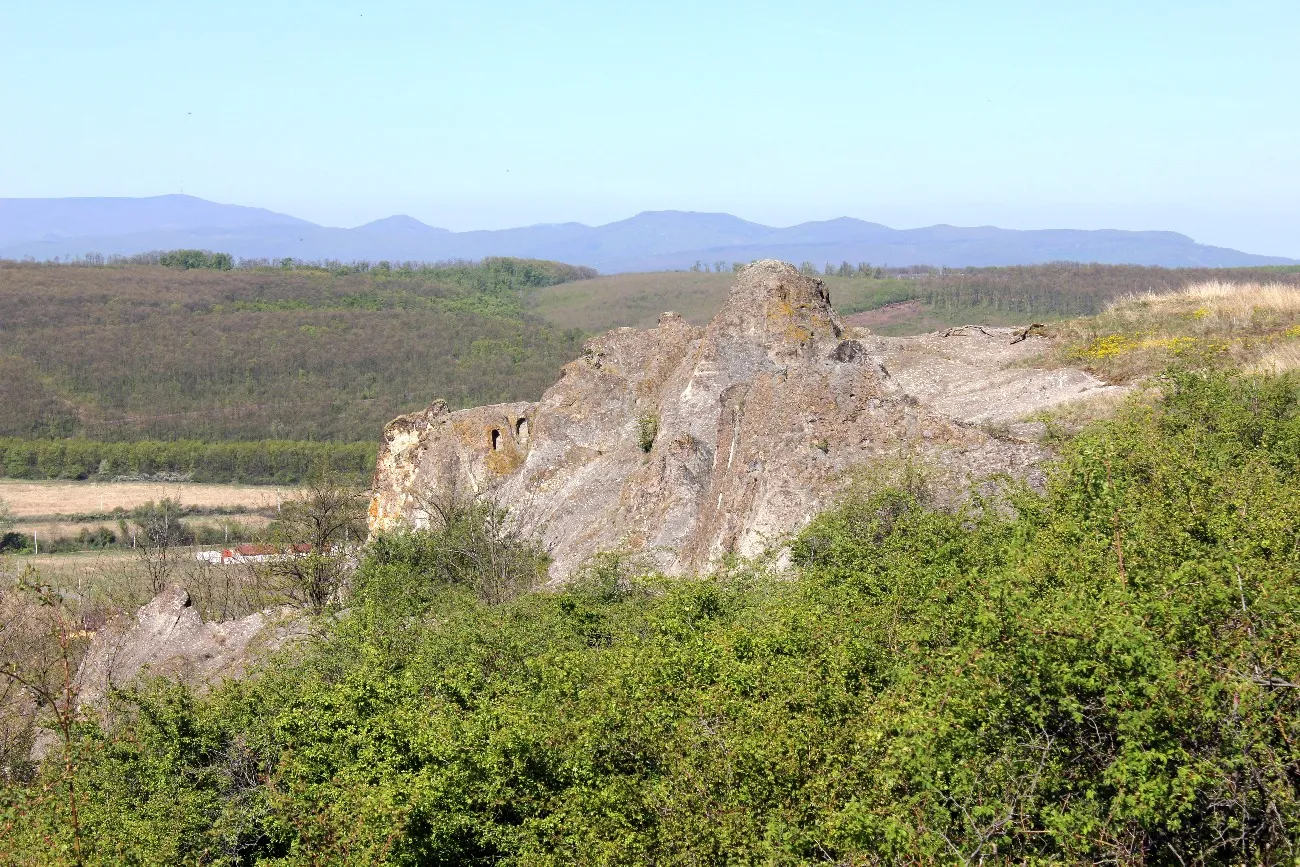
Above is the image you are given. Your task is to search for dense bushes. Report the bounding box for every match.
[0,437,375,483]
[6,370,1300,863]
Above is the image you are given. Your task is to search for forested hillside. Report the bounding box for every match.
[0,258,591,444]
[4,256,1299,483]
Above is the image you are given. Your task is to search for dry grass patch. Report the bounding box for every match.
[0,480,292,519]
[1054,280,1300,382]
[1249,343,1300,375]
[12,515,272,541]
[1125,280,1300,321]
[13,549,277,622]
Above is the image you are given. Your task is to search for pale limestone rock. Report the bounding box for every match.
[370,260,1123,581]
[74,585,303,708]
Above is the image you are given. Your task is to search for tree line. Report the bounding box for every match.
[17,251,598,282]
[0,437,375,483]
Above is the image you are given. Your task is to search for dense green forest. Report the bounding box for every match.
[6,369,1299,863]
[0,257,591,443]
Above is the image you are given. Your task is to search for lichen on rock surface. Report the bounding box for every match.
[369,259,1122,582]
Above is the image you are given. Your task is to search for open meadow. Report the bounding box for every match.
[0,479,288,518]
[1,479,291,618]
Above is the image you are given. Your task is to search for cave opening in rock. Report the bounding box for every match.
[490,428,501,450]
[516,417,529,444]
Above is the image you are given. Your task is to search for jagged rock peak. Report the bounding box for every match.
[368,259,1124,583]
[710,259,842,350]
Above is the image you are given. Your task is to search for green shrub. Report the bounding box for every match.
[8,369,1300,864]
[361,497,549,612]
[636,413,658,452]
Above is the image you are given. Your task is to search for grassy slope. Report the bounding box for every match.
[1049,278,1300,383]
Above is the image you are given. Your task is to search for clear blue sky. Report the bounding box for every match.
[3,1,1298,255]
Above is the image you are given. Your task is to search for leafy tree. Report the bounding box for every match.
[158,249,234,270]
[130,498,190,593]
[259,468,367,611]
[364,488,549,609]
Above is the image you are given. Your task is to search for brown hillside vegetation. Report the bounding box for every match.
[3,258,1296,447]
[533,271,734,329]
[533,263,1300,335]
[0,259,589,442]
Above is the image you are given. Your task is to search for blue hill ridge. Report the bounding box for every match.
[1,197,1292,270]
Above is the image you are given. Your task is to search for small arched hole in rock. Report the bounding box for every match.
[490,429,501,450]
[515,417,529,444]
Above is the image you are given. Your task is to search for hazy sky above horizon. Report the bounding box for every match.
[3,1,1298,255]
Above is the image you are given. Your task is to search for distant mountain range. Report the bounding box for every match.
[1,195,1293,271]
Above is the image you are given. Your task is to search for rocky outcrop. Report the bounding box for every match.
[74,585,303,709]
[370,260,1122,581]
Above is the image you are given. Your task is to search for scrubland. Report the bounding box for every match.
[4,260,1300,862]
[0,258,590,444]
[6,368,1299,864]
[4,268,1300,863]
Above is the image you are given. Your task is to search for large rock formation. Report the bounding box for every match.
[369,260,1120,581]
[74,585,303,709]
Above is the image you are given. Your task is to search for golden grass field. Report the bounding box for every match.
[1,481,289,608]
[0,479,292,519]
[0,480,297,621]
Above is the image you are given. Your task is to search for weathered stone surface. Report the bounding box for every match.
[74,585,303,708]
[871,326,1127,426]
[370,260,1123,581]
